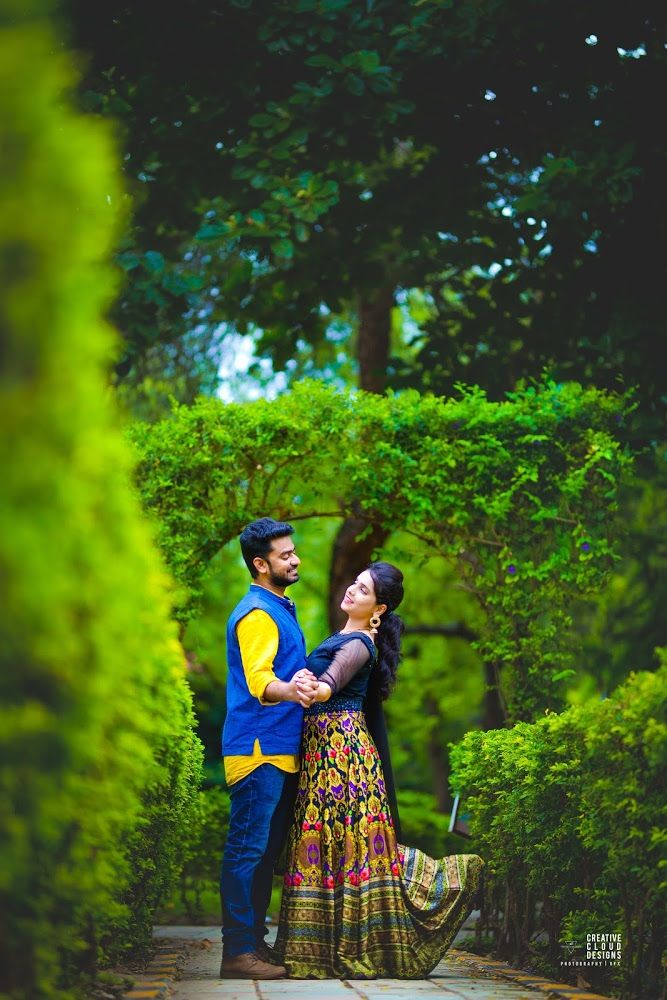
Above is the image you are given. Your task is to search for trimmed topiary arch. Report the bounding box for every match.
[130,379,631,722]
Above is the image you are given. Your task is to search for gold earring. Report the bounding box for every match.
[369,612,381,634]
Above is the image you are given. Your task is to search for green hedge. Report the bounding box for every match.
[449,657,666,999]
[0,13,203,999]
[131,379,632,722]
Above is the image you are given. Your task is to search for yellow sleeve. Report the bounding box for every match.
[237,609,281,705]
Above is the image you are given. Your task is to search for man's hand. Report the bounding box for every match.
[263,669,317,705]
[293,669,318,707]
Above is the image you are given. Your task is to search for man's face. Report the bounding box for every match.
[256,535,300,588]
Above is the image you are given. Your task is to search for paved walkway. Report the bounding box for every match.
[123,925,607,1000]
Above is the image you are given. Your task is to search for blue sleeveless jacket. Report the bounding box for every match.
[222,585,306,755]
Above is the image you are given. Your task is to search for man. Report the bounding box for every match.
[219,517,317,980]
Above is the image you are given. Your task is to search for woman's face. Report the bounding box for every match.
[340,569,383,619]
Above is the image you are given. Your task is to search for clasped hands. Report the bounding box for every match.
[291,668,318,707]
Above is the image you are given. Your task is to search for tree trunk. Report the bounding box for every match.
[357,287,393,393]
[327,289,394,629]
[424,696,450,812]
[328,515,389,632]
[483,660,508,730]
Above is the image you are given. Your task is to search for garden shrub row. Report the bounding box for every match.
[132,376,632,723]
[0,14,203,999]
[449,657,666,999]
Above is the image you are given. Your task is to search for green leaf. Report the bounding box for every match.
[248,112,275,128]
[551,669,577,682]
[272,238,295,259]
[195,223,227,241]
[117,251,140,272]
[143,250,165,275]
[341,49,381,74]
[305,54,339,69]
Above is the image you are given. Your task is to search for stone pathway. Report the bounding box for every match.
[122,926,608,1000]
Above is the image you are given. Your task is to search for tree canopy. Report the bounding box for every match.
[130,379,631,721]
[65,0,666,434]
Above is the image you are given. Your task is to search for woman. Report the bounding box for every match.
[274,561,483,979]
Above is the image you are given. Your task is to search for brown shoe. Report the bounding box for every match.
[257,940,281,965]
[219,951,286,980]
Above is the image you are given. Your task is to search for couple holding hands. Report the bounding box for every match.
[220,517,483,980]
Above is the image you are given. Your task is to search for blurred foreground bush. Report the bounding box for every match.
[0,12,203,999]
[450,658,666,1000]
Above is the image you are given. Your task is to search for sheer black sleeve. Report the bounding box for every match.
[319,638,372,694]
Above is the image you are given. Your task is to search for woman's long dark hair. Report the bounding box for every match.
[367,561,404,701]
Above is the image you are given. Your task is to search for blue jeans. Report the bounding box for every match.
[220,764,298,958]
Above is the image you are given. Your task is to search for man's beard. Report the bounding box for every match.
[269,567,299,588]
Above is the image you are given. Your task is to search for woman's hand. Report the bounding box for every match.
[296,676,331,707]
[263,669,317,705]
[292,669,318,707]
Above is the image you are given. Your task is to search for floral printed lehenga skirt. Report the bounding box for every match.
[274,705,484,979]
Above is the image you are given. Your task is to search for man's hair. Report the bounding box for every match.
[239,517,295,578]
